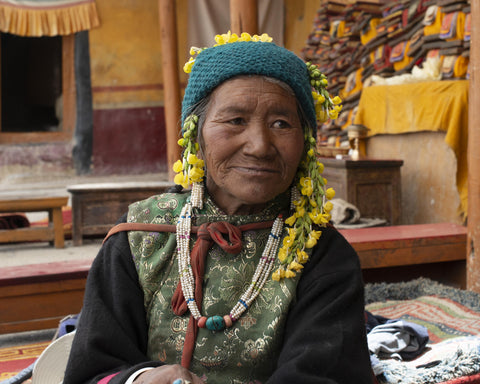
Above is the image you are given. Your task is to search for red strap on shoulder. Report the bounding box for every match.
[103,223,177,244]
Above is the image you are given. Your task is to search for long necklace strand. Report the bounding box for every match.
[176,201,284,332]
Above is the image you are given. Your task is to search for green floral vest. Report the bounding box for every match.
[127,191,302,384]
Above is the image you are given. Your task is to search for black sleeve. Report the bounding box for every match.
[64,215,164,384]
[267,226,374,384]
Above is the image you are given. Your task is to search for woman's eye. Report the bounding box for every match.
[227,117,245,125]
[272,120,291,129]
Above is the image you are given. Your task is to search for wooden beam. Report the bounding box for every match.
[230,0,258,35]
[159,0,182,181]
[467,0,480,292]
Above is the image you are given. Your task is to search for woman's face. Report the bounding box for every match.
[201,76,305,215]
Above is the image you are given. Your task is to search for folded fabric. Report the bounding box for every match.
[330,199,387,229]
[330,198,361,225]
[367,319,429,361]
[0,213,30,229]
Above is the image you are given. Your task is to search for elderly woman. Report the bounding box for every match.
[64,32,372,384]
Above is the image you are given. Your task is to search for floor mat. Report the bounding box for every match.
[0,341,49,380]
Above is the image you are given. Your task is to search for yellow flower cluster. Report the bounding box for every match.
[307,62,343,123]
[183,31,273,74]
[173,114,205,189]
[215,31,273,45]
[272,127,336,281]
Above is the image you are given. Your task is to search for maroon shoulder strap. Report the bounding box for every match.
[103,220,277,244]
[103,223,177,244]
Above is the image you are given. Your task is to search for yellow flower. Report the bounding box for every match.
[172,160,183,173]
[174,172,189,187]
[293,197,305,207]
[295,206,306,218]
[313,92,325,104]
[319,214,330,225]
[188,166,204,182]
[308,208,321,225]
[286,227,296,238]
[239,32,252,41]
[305,230,322,248]
[285,269,296,278]
[177,138,185,146]
[272,268,285,281]
[316,162,324,173]
[289,260,304,271]
[325,188,336,200]
[317,109,329,123]
[307,148,315,157]
[296,249,309,263]
[187,153,200,165]
[305,237,316,248]
[301,177,312,188]
[215,31,229,45]
[189,46,203,56]
[332,96,342,105]
[309,199,317,208]
[278,247,288,263]
[328,109,339,120]
[324,201,334,212]
[283,235,294,248]
[300,177,313,196]
[285,215,296,226]
[183,57,195,74]
[259,33,273,42]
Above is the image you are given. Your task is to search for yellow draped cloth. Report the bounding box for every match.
[354,80,469,216]
[0,0,100,36]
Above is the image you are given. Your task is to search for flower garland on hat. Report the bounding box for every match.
[173,31,342,281]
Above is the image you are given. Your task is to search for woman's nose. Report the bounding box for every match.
[243,123,275,158]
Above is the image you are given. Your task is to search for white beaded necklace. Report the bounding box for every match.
[175,183,284,332]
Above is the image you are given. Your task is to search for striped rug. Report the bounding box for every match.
[366,295,480,344]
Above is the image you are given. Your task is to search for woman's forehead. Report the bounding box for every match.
[207,77,298,112]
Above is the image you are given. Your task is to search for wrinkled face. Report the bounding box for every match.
[201,76,305,215]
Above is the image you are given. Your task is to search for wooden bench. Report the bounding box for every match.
[0,260,92,334]
[0,196,69,248]
[339,222,468,288]
[67,181,175,246]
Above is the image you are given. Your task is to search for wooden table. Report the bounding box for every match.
[0,196,69,248]
[320,157,403,225]
[68,181,175,246]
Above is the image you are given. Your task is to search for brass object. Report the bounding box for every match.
[347,124,369,160]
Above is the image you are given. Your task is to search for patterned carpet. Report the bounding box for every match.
[366,295,480,344]
[0,341,49,381]
[365,278,480,384]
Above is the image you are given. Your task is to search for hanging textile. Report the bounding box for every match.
[188,0,284,48]
[0,0,100,37]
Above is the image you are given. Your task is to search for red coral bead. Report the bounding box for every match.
[198,316,207,328]
[223,315,233,328]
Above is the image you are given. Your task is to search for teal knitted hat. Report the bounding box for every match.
[181,41,316,129]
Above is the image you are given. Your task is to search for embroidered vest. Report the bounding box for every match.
[127,192,301,384]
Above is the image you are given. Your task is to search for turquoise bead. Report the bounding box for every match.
[206,315,225,331]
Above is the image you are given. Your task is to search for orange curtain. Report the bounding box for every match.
[0,0,100,36]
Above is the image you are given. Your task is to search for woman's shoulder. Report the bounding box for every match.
[127,190,190,224]
[303,224,360,275]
